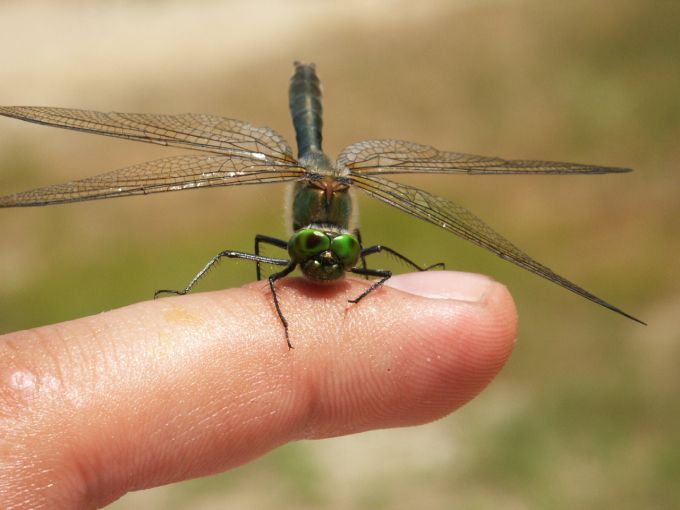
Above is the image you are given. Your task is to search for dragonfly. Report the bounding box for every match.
[0,62,645,347]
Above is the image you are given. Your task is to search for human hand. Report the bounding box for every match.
[0,271,517,509]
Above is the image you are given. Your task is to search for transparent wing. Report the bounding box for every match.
[350,172,644,324]
[0,154,304,206]
[338,139,632,175]
[0,106,295,163]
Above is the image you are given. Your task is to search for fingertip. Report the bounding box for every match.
[385,270,497,302]
[379,272,519,417]
[385,271,518,382]
[281,272,518,436]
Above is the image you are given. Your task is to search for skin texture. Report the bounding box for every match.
[0,271,517,509]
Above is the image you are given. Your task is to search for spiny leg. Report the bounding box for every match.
[347,244,444,304]
[254,234,288,281]
[268,263,297,349]
[352,228,369,278]
[154,251,289,298]
[361,244,444,272]
[348,267,392,303]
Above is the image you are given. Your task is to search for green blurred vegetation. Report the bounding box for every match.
[0,0,678,508]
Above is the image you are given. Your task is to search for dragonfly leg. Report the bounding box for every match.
[154,250,289,298]
[352,228,369,278]
[254,234,288,281]
[346,245,443,305]
[360,244,444,272]
[268,263,297,349]
[347,267,392,304]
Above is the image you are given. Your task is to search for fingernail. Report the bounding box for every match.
[385,271,494,302]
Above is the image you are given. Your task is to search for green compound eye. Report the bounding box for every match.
[330,233,360,268]
[288,229,330,261]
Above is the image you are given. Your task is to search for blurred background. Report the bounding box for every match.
[0,0,677,508]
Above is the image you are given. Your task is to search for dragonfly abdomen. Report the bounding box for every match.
[289,62,324,158]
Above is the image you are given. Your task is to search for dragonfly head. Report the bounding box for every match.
[288,227,360,281]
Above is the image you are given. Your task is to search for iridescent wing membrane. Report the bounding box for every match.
[0,107,304,206]
[339,139,644,324]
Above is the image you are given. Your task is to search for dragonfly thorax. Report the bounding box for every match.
[288,227,360,282]
[291,175,353,231]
